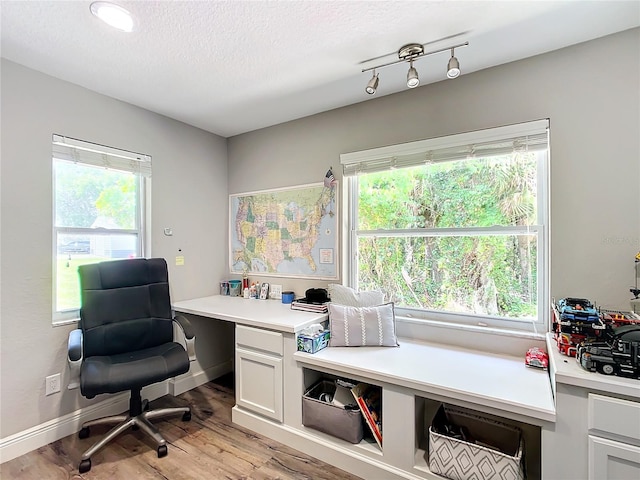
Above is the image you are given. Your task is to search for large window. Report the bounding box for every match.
[53,135,151,322]
[341,120,549,331]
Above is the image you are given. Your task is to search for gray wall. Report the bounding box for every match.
[0,60,231,438]
[228,28,640,312]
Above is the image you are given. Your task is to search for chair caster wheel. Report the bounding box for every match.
[157,445,168,458]
[79,427,90,439]
[182,411,191,422]
[79,459,91,473]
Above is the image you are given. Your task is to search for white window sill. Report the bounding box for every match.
[395,316,547,357]
[53,317,79,327]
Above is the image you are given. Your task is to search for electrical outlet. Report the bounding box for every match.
[46,373,61,396]
[270,284,283,300]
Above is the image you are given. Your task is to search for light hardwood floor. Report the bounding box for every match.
[0,375,363,480]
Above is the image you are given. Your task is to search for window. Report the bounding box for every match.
[341,120,549,331]
[52,135,151,322]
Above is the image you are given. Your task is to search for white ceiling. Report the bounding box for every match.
[1,1,638,137]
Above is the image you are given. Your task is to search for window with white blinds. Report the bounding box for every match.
[52,135,151,323]
[340,120,550,332]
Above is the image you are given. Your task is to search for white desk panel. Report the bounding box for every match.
[173,295,327,333]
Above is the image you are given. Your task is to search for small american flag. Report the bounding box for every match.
[324,168,337,188]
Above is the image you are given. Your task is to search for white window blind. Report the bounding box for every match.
[340,119,549,176]
[52,134,152,177]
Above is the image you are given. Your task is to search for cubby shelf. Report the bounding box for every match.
[294,339,553,479]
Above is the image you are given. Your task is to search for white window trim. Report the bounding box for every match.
[340,120,550,334]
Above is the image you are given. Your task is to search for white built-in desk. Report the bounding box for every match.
[173,295,327,333]
[173,295,564,479]
[173,296,640,479]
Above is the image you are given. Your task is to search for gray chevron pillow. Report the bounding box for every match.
[329,302,399,347]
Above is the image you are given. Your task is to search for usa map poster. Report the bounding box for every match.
[230,183,338,279]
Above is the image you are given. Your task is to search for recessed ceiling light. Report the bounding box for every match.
[90,2,134,32]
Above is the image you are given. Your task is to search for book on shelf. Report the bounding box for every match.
[351,382,382,448]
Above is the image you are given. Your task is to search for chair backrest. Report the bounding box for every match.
[79,258,174,358]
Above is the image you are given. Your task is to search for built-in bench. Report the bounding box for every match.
[293,336,556,480]
[294,336,556,425]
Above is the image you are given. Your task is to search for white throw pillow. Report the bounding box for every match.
[328,283,384,307]
[329,302,399,347]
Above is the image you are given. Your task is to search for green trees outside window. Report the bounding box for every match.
[355,152,541,321]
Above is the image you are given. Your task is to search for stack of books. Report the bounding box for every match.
[290,298,329,313]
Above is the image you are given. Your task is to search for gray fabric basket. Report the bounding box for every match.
[302,380,364,444]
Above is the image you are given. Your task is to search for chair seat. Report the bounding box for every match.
[81,342,189,398]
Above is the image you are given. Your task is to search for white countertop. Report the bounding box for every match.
[546,332,640,399]
[295,337,556,424]
[173,295,328,333]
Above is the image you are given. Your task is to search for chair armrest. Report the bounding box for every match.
[173,314,196,362]
[67,329,83,390]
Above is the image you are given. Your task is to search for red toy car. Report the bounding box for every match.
[525,347,549,370]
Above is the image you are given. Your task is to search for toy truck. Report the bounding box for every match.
[576,324,640,378]
[600,309,640,328]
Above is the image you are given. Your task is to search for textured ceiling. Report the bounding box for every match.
[1,1,639,137]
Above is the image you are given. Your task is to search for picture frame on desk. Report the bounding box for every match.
[259,283,270,300]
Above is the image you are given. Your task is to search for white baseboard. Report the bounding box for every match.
[0,382,166,465]
[0,360,234,466]
[169,359,233,396]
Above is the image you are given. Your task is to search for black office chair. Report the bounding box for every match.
[67,258,196,473]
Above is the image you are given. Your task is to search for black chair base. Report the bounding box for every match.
[77,391,191,473]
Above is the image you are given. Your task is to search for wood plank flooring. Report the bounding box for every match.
[0,375,363,480]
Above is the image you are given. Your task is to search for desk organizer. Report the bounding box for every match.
[302,380,363,444]
[428,404,524,480]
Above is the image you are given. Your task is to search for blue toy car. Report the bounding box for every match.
[557,297,600,324]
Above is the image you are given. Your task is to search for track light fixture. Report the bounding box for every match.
[365,70,379,95]
[362,41,468,94]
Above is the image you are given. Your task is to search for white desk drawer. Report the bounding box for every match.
[588,393,640,441]
[236,324,283,356]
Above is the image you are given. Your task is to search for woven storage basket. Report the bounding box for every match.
[428,404,525,480]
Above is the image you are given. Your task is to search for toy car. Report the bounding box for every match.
[556,332,586,357]
[525,347,549,370]
[556,297,601,326]
[552,297,605,357]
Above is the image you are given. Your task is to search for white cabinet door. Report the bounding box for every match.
[589,436,640,480]
[236,347,283,422]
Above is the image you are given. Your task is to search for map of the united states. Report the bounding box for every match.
[230,184,337,278]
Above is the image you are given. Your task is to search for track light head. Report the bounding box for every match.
[447,49,460,79]
[365,72,379,95]
[406,59,419,88]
